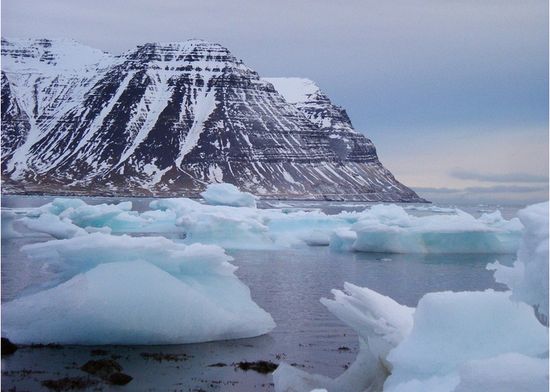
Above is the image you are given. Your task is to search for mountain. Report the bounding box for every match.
[1,37,425,202]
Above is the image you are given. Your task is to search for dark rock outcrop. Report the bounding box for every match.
[1,38,424,202]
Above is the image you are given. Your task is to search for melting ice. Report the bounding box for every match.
[273,202,549,392]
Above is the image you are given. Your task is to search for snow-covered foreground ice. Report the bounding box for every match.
[2,233,275,344]
[274,202,549,392]
[488,202,549,321]
[8,183,523,254]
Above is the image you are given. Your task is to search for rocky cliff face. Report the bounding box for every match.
[1,38,424,202]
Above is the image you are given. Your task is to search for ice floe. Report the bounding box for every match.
[201,182,257,207]
[384,290,548,392]
[350,204,522,254]
[488,201,549,321]
[7,195,523,254]
[274,202,549,392]
[2,232,275,344]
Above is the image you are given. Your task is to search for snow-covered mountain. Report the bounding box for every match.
[1,37,424,201]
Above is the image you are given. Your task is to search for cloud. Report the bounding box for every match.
[414,187,462,194]
[465,185,548,193]
[416,185,548,194]
[449,169,549,183]
[414,184,549,205]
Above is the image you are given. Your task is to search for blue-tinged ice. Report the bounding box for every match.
[274,202,549,392]
[201,182,258,207]
[349,204,522,254]
[20,213,87,239]
[2,233,275,345]
[488,201,549,320]
[383,290,548,392]
[9,196,523,254]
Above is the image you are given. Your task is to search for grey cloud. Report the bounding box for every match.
[2,0,547,133]
[416,185,548,194]
[449,170,549,183]
[413,187,462,194]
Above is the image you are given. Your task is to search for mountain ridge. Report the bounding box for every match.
[1,37,426,202]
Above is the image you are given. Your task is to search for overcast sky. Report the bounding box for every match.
[2,0,548,204]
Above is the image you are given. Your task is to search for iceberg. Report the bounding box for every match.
[19,214,87,239]
[1,210,23,238]
[2,232,275,345]
[201,182,257,208]
[384,290,548,392]
[275,287,549,392]
[349,204,522,254]
[274,283,414,392]
[454,353,548,392]
[329,229,357,252]
[151,197,275,249]
[488,202,549,321]
[21,198,149,235]
[274,202,549,392]
[9,197,523,254]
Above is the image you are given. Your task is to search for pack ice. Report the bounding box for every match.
[2,233,275,345]
[339,204,522,254]
[8,183,522,254]
[274,202,549,392]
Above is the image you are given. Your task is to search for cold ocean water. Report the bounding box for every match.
[1,195,520,391]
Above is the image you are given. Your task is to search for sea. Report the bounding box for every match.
[1,195,522,391]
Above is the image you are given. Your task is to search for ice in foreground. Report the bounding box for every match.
[488,202,549,321]
[2,233,275,344]
[274,202,549,392]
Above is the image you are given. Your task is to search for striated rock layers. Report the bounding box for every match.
[1,38,424,201]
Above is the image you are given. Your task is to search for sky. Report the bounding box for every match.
[2,0,548,204]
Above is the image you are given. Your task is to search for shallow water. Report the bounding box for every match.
[1,195,519,391]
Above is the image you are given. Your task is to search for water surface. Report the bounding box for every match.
[1,196,518,391]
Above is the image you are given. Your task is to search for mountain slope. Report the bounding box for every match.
[1,38,424,202]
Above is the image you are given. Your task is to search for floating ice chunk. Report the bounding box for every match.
[4,232,275,344]
[201,183,257,207]
[84,226,112,234]
[19,214,87,239]
[276,286,548,392]
[24,198,147,233]
[29,197,87,217]
[151,197,350,249]
[19,232,237,288]
[151,197,276,248]
[454,353,548,392]
[301,229,332,246]
[322,284,414,364]
[58,201,147,231]
[351,204,521,254]
[1,210,23,238]
[404,205,457,214]
[177,211,273,249]
[384,290,548,392]
[329,229,357,252]
[488,201,549,320]
[275,283,414,392]
[266,210,357,248]
[274,363,332,392]
[276,203,548,392]
[2,260,275,345]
